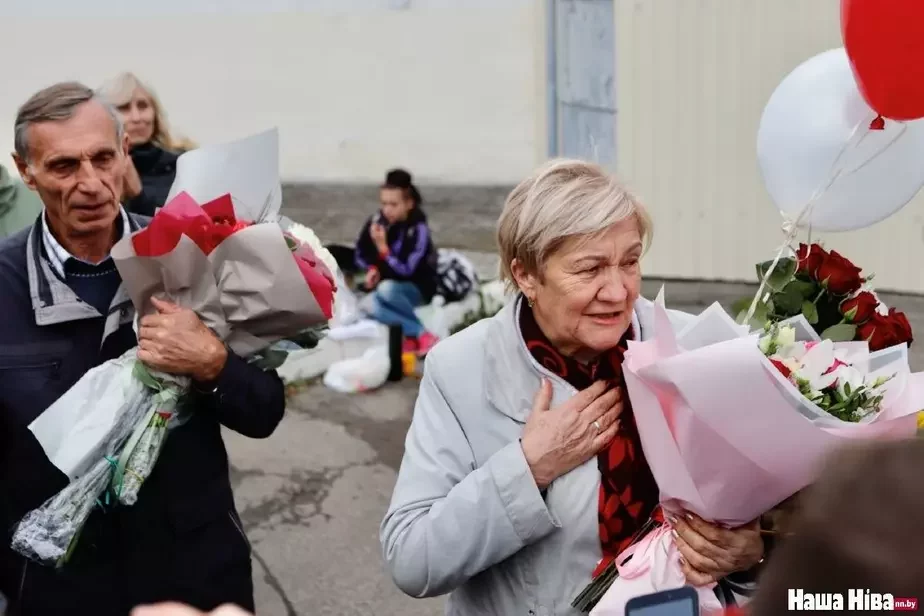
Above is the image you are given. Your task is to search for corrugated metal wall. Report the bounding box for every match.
[614,0,924,293]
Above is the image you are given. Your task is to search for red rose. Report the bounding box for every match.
[816,250,863,295]
[770,358,791,378]
[888,307,913,346]
[840,291,879,323]
[857,313,900,351]
[796,243,828,277]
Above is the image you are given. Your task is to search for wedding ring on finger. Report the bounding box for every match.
[593,419,602,432]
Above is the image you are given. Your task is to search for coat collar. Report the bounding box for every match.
[482,295,645,424]
[26,213,148,332]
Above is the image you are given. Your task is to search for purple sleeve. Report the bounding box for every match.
[385,223,430,277]
[355,249,370,271]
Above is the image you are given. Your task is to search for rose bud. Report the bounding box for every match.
[796,243,828,278]
[816,250,863,295]
[888,307,913,346]
[857,313,901,351]
[840,291,878,324]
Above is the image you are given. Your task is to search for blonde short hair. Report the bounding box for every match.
[496,159,652,289]
[97,72,195,152]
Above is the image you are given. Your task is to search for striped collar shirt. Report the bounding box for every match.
[41,207,131,278]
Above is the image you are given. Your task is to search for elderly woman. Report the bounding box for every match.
[380,160,765,614]
[98,72,195,216]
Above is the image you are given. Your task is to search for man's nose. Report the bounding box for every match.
[75,160,105,191]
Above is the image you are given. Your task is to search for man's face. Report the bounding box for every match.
[13,100,129,238]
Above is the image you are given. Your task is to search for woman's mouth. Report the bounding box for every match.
[588,312,624,325]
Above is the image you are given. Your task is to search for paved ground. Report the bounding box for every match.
[224,274,924,615]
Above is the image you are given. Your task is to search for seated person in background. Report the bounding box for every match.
[355,169,440,356]
[746,438,924,615]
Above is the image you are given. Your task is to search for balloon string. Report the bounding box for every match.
[743,113,874,327]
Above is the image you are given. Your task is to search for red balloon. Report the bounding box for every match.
[842,0,924,121]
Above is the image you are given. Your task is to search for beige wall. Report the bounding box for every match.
[0,1,546,185]
[616,0,924,293]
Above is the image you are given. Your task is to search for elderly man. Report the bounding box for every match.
[0,82,285,615]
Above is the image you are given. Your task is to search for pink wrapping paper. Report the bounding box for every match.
[591,294,922,615]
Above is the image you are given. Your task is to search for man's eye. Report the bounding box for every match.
[93,153,116,165]
[50,161,76,173]
[623,259,640,268]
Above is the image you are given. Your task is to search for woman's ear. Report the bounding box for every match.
[510,259,538,300]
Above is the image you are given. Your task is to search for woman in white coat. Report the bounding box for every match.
[381,160,765,615]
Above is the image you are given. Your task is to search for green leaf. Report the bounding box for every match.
[133,361,163,391]
[788,279,819,299]
[731,297,754,317]
[802,300,819,325]
[773,286,804,315]
[821,323,858,342]
[844,382,852,397]
[736,301,769,329]
[756,258,797,293]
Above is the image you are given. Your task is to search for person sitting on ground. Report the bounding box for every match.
[354,169,440,356]
[97,72,196,216]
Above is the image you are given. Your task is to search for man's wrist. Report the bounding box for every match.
[193,341,228,383]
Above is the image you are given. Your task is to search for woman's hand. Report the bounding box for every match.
[670,512,763,585]
[365,267,381,290]
[122,154,142,199]
[370,223,388,253]
[521,379,622,489]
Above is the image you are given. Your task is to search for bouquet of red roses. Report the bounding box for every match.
[734,242,912,351]
[13,129,336,566]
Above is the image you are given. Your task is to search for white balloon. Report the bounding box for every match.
[757,48,924,232]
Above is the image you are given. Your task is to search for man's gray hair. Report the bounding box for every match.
[13,81,124,161]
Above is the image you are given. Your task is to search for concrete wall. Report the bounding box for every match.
[0,0,546,185]
[615,0,924,293]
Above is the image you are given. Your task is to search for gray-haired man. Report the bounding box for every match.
[0,83,285,615]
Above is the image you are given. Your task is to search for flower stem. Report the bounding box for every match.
[813,288,826,305]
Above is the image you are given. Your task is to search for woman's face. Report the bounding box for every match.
[117,88,157,146]
[380,187,414,224]
[514,218,643,361]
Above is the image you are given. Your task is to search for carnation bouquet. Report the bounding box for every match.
[12,129,337,567]
[587,275,923,615]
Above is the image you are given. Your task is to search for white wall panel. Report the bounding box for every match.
[615,0,924,293]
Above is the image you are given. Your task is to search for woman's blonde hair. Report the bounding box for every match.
[97,72,195,152]
[496,159,653,290]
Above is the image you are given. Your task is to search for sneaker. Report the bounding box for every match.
[416,332,440,357]
[402,337,419,354]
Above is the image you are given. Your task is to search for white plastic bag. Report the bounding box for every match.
[322,346,391,393]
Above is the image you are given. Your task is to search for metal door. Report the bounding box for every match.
[547,0,617,167]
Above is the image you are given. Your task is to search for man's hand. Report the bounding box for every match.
[131,603,252,616]
[370,223,388,254]
[138,296,228,382]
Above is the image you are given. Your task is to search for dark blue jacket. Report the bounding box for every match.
[0,216,286,615]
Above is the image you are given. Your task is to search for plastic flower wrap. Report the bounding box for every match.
[589,290,922,615]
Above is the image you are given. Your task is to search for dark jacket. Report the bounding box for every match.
[354,207,438,301]
[125,142,180,217]
[0,216,286,615]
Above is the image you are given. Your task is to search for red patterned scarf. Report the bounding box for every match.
[519,302,659,576]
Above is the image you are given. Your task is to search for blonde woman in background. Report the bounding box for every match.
[98,72,196,216]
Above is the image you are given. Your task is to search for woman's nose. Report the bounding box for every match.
[598,270,628,302]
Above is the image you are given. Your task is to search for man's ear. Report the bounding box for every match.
[121,133,132,157]
[11,152,37,191]
[510,258,537,301]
